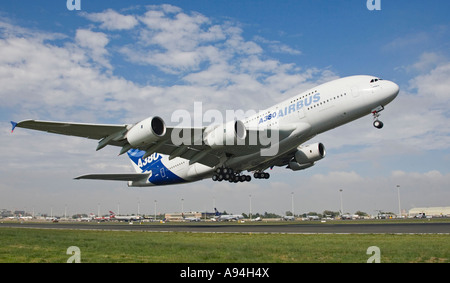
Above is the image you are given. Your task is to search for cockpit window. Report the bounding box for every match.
[370,78,382,83]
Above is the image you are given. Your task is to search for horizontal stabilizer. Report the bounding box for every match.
[74,173,148,181]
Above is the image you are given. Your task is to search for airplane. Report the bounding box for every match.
[19,216,33,220]
[282,215,295,221]
[93,213,113,222]
[306,215,320,221]
[341,214,353,220]
[11,75,399,186]
[214,208,244,221]
[109,211,141,222]
[182,213,201,222]
[79,214,95,222]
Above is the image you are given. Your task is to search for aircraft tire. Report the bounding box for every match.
[373,120,384,129]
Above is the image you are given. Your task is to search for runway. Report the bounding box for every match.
[1,221,449,234]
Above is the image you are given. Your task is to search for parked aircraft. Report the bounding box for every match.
[109,211,141,222]
[214,208,244,221]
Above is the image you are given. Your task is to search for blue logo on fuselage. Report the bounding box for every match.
[259,93,320,124]
[127,149,185,185]
[127,149,161,172]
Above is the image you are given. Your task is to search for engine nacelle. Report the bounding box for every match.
[204,120,246,148]
[289,143,326,171]
[288,161,315,171]
[126,116,166,147]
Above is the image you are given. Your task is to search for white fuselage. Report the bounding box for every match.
[137,75,399,186]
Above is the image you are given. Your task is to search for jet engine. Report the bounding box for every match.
[126,116,166,147]
[288,143,326,171]
[204,120,247,148]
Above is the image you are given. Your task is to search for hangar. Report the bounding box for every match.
[409,207,450,217]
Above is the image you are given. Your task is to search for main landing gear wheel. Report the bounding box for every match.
[254,172,270,179]
[212,167,251,183]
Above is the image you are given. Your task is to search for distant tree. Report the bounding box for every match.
[355,211,368,217]
[263,212,281,218]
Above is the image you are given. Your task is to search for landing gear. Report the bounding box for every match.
[212,167,272,183]
[371,106,384,129]
[253,172,270,179]
[373,120,384,129]
[212,167,251,183]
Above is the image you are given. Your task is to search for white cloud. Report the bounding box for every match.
[409,60,450,102]
[408,52,444,73]
[81,9,138,30]
[75,29,111,69]
[253,36,301,55]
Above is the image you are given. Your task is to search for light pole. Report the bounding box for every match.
[154,200,157,222]
[249,194,252,220]
[339,189,343,216]
[396,185,401,218]
[291,192,295,218]
[137,198,140,217]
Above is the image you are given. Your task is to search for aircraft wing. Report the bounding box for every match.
[11,118,305,169]
[11,119,222,167]
[75,173,148,181]
[11,120,130,148]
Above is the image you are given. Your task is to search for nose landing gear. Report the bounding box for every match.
[373,120,384,129]
[371,106,384,129]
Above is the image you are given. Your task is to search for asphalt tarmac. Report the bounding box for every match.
[1,221,449,234]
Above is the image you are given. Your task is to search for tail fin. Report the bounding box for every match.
[127,149,162,173]
[10,121,18,133]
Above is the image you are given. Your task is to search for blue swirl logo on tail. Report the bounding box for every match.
[126,149,186,185]
[127,149,161,173]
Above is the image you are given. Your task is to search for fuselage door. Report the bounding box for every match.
[298,105,305,119]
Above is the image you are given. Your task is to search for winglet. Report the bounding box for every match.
[10,121,18,133]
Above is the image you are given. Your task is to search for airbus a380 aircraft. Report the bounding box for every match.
[11,75,399,186]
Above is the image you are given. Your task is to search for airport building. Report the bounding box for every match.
[408,207,450,217]
[165,212,202,221]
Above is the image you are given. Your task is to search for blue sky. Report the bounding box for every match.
[1,1,449,216]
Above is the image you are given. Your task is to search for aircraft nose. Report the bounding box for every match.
[386,80,400,98]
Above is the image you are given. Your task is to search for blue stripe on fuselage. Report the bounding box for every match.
[127,149,186,185]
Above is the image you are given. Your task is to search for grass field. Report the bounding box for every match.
[0,226,448,263]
